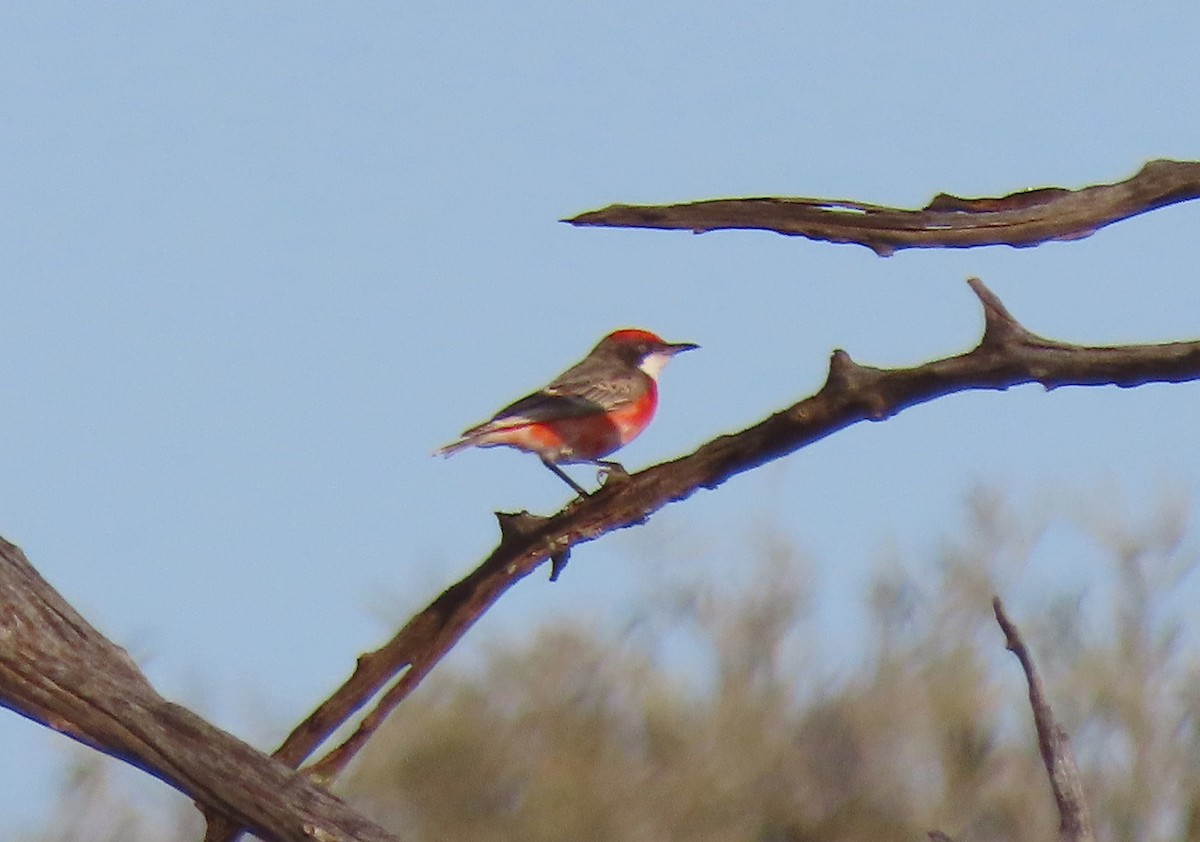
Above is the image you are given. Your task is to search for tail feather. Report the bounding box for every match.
[434,437,476,458]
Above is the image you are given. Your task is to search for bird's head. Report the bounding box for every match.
[598,329,699,379]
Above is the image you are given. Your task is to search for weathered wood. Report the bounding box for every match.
[0,538,400,842]
[565,159,1200,255]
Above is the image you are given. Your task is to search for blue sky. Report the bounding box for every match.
[2,2,1199,832]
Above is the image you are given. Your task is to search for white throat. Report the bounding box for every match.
[638,351,674,381]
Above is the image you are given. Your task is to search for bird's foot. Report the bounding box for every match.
[594,460,630,487]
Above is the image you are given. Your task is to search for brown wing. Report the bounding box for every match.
[464,358,648,434]
[541,352,647,409]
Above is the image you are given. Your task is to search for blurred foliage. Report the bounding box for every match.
[25,492,1200,842]
[344,493,1200,842]
[28,748,201,842]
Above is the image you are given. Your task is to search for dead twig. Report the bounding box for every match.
[993,597,1095,842]
[565,159,1200,255]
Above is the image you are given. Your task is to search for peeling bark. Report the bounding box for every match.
[565,159,1200,255]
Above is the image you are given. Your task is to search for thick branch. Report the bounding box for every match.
[993,598,1095,842]
[274,277,1200,787]
[564,159,1200,255]
[0,538,399,842]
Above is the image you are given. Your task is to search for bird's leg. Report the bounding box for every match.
[591,459,630,485]
[540,457,590,497]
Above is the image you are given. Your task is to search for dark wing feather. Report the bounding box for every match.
[468,356,647,432]
[483,391,602,428]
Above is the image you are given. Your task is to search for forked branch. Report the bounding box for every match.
[565,159,1200,255]
[272,277,1200,790]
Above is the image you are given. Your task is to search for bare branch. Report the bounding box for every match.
[564,159,1200,255]
[20,273,1196,841]
[0,538,400,842]
[273,277,1200,787]
[993,597,1095,842]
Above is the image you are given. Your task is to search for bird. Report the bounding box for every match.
[436,328,698,495]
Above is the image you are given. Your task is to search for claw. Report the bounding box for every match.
[594,460,630,486]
